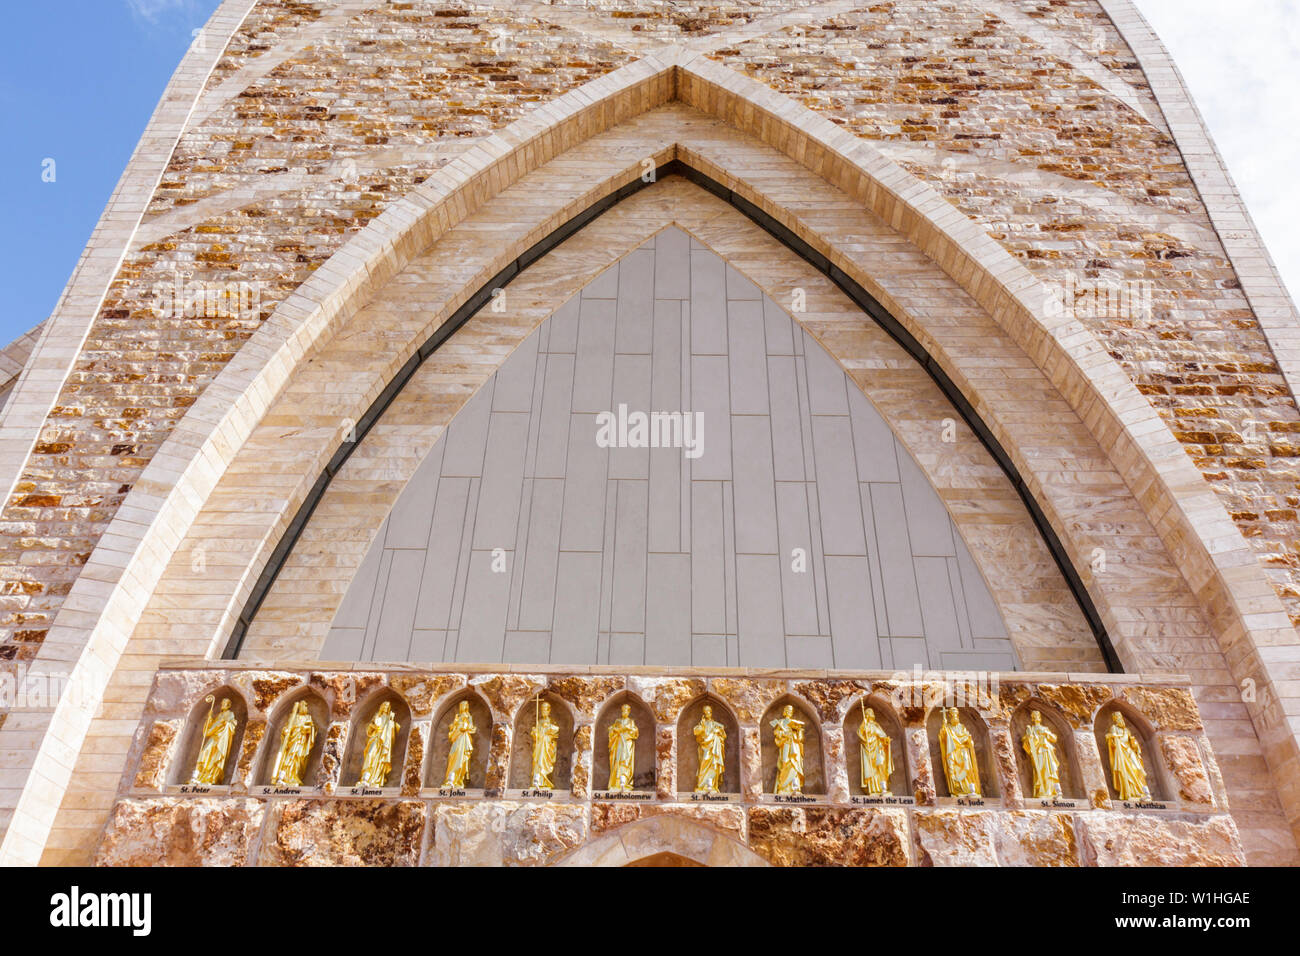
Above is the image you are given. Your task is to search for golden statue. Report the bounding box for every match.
[358,701,400,788]
[270,700,317,787]
[1105,712,1152,801]
[607,703,639,792]
[771,704,805,795]
[939,707,981,797]
[856,704,893,796]
[442,700,476,789]
[190,695,238,785]
[530,699,560,789]
[693,704,726,794]
[1021,710,1062,798]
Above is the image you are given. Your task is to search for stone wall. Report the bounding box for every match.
[0,1,633,658]
[95,663,1243,866]
[713,2,1300,626]
[4,0,1297,657]
[3,0,1296,867]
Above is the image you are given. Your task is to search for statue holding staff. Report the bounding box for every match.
[190,695,238,786]
[693,704,726,794]
[271,700,317,787]
[856,704,892,796]
[607,704,639,792]
[771,704,805,796]
[939,707,981,797]
[358,701,400,788]
[442,700,476,789]
[530,699,560,789]
[1105,712,1152,801]
[1021,710,1062,799]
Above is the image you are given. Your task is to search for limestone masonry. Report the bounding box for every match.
[1,0,1298,867]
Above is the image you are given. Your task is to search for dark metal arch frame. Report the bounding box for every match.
[223,160,1119,670]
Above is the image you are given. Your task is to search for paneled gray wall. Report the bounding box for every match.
[322,228,1017,671]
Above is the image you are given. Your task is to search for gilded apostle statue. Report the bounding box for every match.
[442,700,476,789]
[607,703,639,792]
[271,700,317,787]
[693,704,726,794]
[856,705,893,796]
[1105,712,1152,801]
[938,707,981,797]
[771,704,805,795]
[190,695,238,785]
[530,700,560,789]
[1021,710,1062,799]
[358,701,400,788]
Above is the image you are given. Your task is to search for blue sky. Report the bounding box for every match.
[0,1,1294,347]
[0,0,221,343]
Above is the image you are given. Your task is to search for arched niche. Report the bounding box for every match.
[760,697,824,795]
[169,685,247,786]
[593,693,655,793]
[1094,701,1167,802]
[676,696,740,795]
[256,689,328,788]
[926,705,998,798]
[1010,700,1082,800]
[509,691,575,791]
[340,689,412,789]
[428,690,493,790]
[625,853,706,867]
[843,695,906,797]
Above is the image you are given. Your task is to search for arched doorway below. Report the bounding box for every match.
[625,852,706,867]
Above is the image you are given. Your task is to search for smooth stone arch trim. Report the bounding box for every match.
[10,49,1298,863]
[223,158,1116,667]
[549,816,771,867]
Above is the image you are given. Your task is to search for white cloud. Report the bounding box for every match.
[125,0,200,23]
[1133,0,1300,302]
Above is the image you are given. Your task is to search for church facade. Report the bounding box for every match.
[1,0,1297,866]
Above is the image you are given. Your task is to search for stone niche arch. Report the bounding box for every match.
[676,696,740,795]
[255,689,328,788]
[593,693,655,793]
[926,705,998,798]
[550,815,771,867]
[760,696,825,795]
[509,691,575,791]
[168,685,247,787]
[1010,700,1082,800]
[428,690,493,790]
[843,694,907,797]
[625,852,705,867]
[1094,700,1168,803]
[339,689,412,790]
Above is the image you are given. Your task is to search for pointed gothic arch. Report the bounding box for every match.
[10,48,1297,867]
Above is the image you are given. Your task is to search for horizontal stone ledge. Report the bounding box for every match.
[159,657,1192,686]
